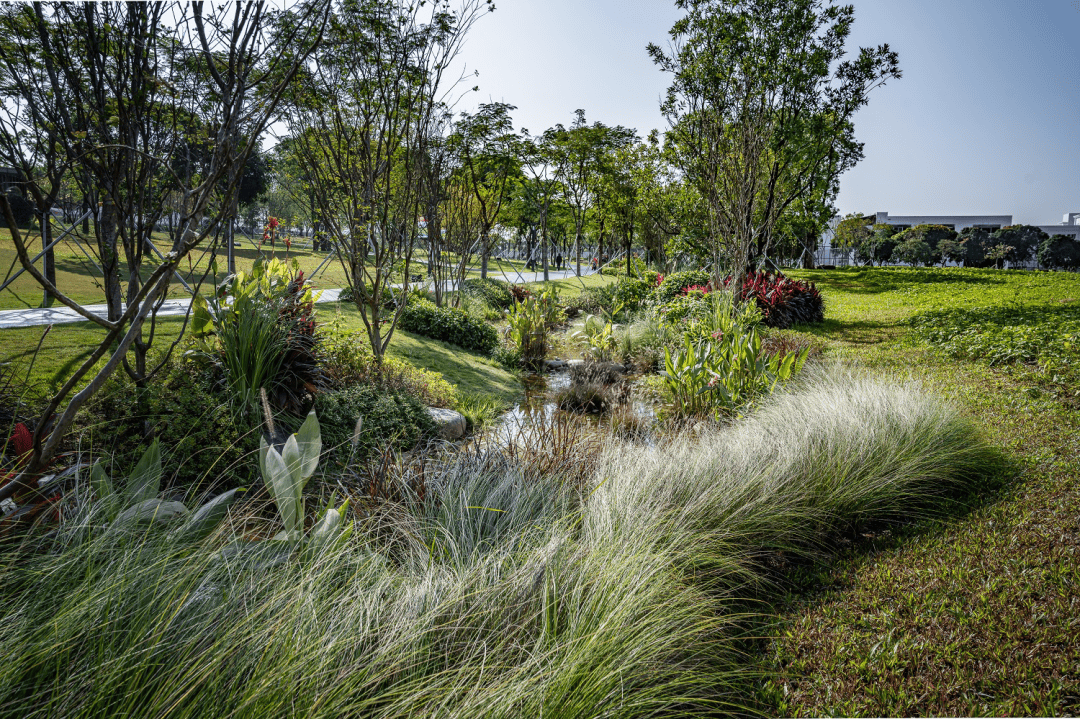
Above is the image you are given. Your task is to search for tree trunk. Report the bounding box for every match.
[41,213,55,308]
[99,196,123,322]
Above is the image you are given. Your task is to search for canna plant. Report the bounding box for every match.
[662,324,809,419]
[506,287,565,369]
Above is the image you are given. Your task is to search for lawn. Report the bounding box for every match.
[755,266,1080,716]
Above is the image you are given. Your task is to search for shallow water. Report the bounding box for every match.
[490,369,657,444]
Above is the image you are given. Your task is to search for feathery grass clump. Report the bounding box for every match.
[0,370,998,718]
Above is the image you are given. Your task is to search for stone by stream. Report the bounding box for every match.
[427,407,467,440]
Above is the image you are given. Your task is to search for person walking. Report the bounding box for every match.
[555,252,563,271]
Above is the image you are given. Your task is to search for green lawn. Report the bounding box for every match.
[754,266,1080,716]
[1,299,522,408]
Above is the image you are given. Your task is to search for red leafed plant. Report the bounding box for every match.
[733,271,824,329]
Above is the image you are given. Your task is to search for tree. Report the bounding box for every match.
[286,0,490,361]
[1038,234,1080,270]
[650,0,900,283]
[545,110,636,276]
[991,225,1047,267]
[449,102,520,280]
[0,0,327,502]
[891,224,956,266]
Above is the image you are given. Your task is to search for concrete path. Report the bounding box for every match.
[0,270,594,330]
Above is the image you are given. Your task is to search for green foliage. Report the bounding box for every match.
[991,224,1048,265]
[318,325,457,408]
[892,225,956,266]
[661,325,807,419]
[81,439,241,541]
[652,269,712,304]
[610,275,653,314]
[313,384,436,464]
[85,362,261,492]
[891,238,932,267]
[191,257,322,422]
[461,277,514,309]
[1037,234,1080,270]
[399,298,499,356]
[910,302,1080,390]
[573,312,621,362]
[505,288,564,368]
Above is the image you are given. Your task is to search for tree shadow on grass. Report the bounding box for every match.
[800,267,1006,296]
[794,318,903,346]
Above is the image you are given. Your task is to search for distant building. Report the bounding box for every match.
[816,209,1080,267]
[872,211,1011,234]
[0,167,24,195]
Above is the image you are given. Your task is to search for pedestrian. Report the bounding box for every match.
[555,253,562,270]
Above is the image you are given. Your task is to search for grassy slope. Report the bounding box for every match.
[758,267,1080,717]
[1,300,521,407]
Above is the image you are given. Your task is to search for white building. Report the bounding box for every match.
[816,210,1080,267]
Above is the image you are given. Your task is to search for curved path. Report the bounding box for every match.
[0,269,590,330]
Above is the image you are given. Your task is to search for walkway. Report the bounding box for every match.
[0,270,591,330]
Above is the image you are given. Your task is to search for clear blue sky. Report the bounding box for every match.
[454,0,1080,226]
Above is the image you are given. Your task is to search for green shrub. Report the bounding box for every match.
[611,276,653,314]
[319,326,456,407]
[399,298,499,355]
[506,288,564,369]
[190,257,323,422]
[84,361,261,493]
[0,192,33,228]
[653,269,712,304]
[1037,234,1080,270]
[461,277,514,309]
[564,287,611,318]
[313,384,436,463]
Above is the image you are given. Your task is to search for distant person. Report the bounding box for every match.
[591,256,598,271]
[555,253,563,270]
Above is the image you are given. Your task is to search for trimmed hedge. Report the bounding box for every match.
[399,298,499,355]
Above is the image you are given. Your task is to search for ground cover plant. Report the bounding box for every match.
[753,265,1080,716]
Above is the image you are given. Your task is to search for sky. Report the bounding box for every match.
[450,0,1080,226]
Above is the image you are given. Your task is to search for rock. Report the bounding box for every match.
[565,359,585,368]
[427,407,467,440]
[544,359,569,370]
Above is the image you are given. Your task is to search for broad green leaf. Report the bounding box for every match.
[294,409,321,482]
[173,489,242,543]
[90,460,112,501]
[125,439,162,507]
[263,445,299,534]
[114,498,188,526]
[191,294,214,337]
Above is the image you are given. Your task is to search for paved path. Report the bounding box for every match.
[0,270,592,330]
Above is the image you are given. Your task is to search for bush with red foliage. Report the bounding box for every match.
[730,271,824,329]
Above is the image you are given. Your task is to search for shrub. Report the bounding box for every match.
[84,361,261,492]
[653,269,713,305]
[313,384,436,464]
[564,288,608,318]
[461,277,514,309]
[190,257,323,421]
[611,276,653,314]
[399,298,499,355]
[735,271,824,329]
[337,283,398,309]
[1037,234,1080,270]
